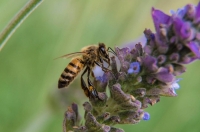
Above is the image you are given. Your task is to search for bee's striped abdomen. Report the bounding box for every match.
[58,58,84,88]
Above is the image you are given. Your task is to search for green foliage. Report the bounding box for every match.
[0,0,199,132]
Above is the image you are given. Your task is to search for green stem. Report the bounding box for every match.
[0,0,43,51]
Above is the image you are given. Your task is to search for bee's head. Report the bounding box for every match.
[98,43,110,65]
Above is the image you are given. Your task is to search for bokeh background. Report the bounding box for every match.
[0,0,200,132]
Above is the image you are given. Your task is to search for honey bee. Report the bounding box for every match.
[57,43,116,99]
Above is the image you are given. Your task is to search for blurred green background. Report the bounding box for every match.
[0,0,200,132]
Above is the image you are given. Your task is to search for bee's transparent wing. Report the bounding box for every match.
[54,52,85,60]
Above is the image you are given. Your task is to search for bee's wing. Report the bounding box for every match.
[54,52,85,60]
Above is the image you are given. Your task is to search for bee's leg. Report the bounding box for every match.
[100,56,110,68]
[81,67,90,98]
[99,56,110,68]
[87,67,100,99]
[99,56,103,63]
[91,71,95,78]
[94,61,111,72]
[107,47,117,56]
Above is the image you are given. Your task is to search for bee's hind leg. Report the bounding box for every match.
[81,67,90,98]
[87,67,101,100]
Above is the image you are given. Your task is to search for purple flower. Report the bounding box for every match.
[173,17,193,41]
[152,7,171,35]
[128,62,140,74]
[63,3,200,132]
[140,55,158,73]
[188,41,200,58]
[170,79,181,95]
[170,6,187,18]
[143,112,150,120]
[154,67,174,83]
[195,2,200,23]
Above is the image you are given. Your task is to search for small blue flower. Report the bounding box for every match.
[171,79,181,95]
[170,10,176,15]
[143,112,150,121]
[170,6,187,18]
[172,79,181,89]
[127,62,140,74]
[96,73,108,83]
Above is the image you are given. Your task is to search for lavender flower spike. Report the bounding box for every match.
[63,2,200,131]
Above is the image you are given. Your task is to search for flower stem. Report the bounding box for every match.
[0,0,43,51]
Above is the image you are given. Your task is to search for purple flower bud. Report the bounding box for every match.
[140,55,158,73]
[157,55,166,64]
[115,47,130,61]
[152,8,171,35]
[188,41,200,59]
[147,88,161,96]
[135,43,143,55]
[196,32,200,41]
[85,112,110,131]
[176,43,183,51]
[143,112,150,120]
[115,47,131,72]
[195,2,200,23]
[176,7,187,18]
[173,17,193,41]
[169,53,180,62]
[173,64,186,76]
[155,67,174,83]
[104,116,120,125]
[144,45,153,54]
[144,28,155,41]
[127,62,140,74]
[130,48,139,59]
[157,44,169,54]
[181,56,197,64]
[63,104,80,131]
[131,88,146,97]
[185,4,196,20]
[83,102,92,112]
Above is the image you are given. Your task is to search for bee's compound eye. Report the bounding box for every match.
[100,47,106,54]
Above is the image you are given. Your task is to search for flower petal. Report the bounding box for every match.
[140,55,158,73]
[143,112,150,120]
[195,2,200,22]
[152,8,171,34]
[155,67,174,83]
[188,41,200,58]
[173,17,192,40]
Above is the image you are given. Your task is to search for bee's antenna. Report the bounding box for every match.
[108,47,117,56]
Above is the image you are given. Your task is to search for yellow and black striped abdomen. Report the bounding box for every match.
[58,58,84,88]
